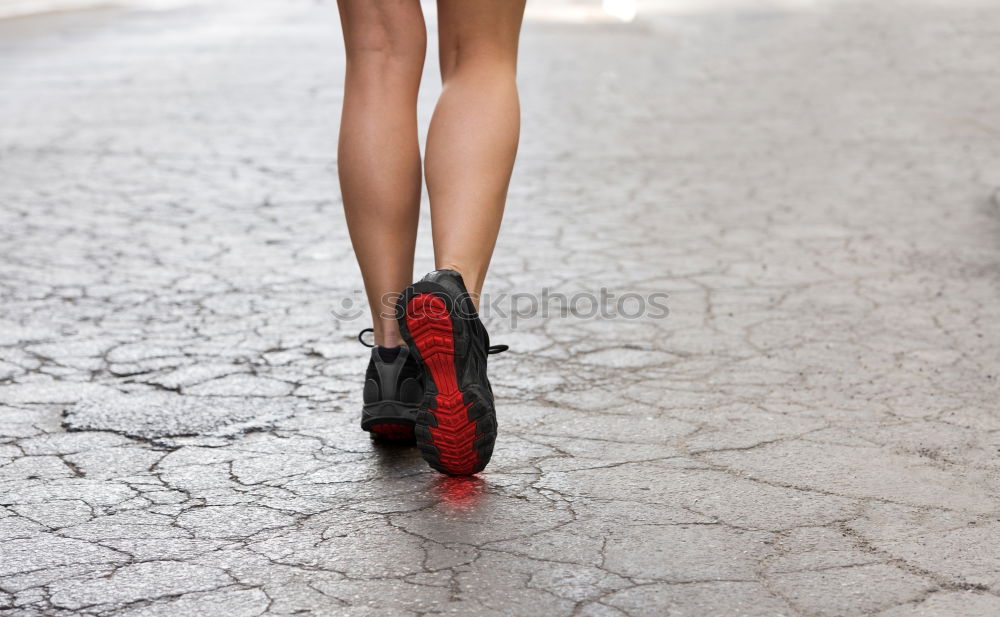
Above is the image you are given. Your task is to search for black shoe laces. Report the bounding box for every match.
[358,328,376,348]
[357,327,508,355]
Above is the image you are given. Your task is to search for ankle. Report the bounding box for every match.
[435,263,485,309]
[373,319,403,348]
[381,333,402,348]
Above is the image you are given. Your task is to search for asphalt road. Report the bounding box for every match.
[2,0,1000,615]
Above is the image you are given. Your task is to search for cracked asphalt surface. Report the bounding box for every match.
[2,0,1000,615]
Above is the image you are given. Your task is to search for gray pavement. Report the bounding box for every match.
[2,0,1000,615]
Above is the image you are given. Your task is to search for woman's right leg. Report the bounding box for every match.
[337,0,426,346]
[424,0,526,304]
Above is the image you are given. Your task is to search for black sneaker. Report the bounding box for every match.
[357,328,423,441]
[396,270,507,475]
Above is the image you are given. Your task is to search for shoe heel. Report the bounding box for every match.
[403,292,482,475]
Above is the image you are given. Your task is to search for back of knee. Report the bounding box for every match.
[345,28,426,74]
[440,43,517,84]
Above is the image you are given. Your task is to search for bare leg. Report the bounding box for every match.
[337,0,426,346]
[425,0,526,304]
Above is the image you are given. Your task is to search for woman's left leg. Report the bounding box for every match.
[337,0,426,347]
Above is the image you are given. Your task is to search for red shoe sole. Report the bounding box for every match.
[406,294,480,475]
[368,423,415,441]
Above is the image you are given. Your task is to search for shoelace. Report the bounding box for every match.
[357,327,376,348]
[357,327,508,355]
